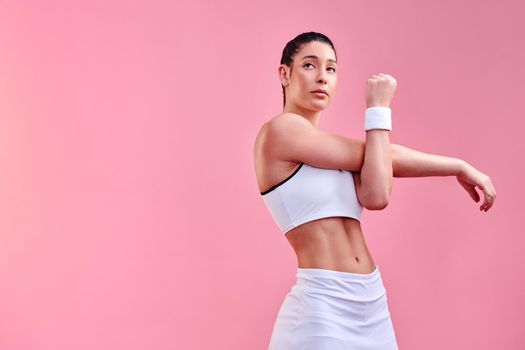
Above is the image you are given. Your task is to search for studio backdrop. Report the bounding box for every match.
[0,0,523,349]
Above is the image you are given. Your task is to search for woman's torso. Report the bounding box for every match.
[254,118,377,274]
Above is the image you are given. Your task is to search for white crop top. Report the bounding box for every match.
[260,162,363,234]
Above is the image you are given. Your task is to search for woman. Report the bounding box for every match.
[253,32,496,349]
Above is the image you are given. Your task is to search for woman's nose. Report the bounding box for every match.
[317,71,328,84]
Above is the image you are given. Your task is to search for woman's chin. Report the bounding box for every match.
[310,100,329,111]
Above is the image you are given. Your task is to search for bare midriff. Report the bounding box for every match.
[284,216,377,274]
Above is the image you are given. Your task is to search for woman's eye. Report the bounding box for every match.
[303,63,335,72]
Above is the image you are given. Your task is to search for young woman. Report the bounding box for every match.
[253,32,496,349]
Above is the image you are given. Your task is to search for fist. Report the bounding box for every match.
[366,73,397,108]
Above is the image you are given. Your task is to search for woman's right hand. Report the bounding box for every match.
[456,161,497,212]
[366,73,397,108]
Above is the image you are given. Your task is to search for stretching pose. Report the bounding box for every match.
[253,32,496,349]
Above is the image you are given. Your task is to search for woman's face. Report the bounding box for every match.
[281,41,338,112]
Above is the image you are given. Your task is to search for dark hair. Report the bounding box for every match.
[280,32,337,108]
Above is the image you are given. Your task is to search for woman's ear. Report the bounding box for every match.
[278,65,289,86]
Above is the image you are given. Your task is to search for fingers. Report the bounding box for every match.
[479,187,489,211]
[478,177,497,212]
[370,73,397,84]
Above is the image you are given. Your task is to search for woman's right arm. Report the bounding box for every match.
[265,73,398,210]
[355,73,397,209]
[264,117,392,211]
[356,129,392,210]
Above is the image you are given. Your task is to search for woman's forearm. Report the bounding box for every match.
[391,143,465,177]
[359,130,393,207]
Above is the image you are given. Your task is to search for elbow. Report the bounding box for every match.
[357,181,392,210]
[364,198,389,210]
[362,194,390,210]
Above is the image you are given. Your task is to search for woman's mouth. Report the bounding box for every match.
[312,91,328,98]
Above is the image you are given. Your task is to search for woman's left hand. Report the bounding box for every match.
[456,161,497,212]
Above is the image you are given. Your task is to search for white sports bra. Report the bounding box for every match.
[260,162,363,234]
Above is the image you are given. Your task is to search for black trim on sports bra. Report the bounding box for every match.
[260,162,304,195]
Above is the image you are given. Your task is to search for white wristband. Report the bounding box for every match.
[364,107,392,131]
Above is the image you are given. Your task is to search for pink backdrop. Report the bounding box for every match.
[0,1,523,349]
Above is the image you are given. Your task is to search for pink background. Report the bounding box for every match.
[0,1,523,349]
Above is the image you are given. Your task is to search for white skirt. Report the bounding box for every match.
[268,265,398,350]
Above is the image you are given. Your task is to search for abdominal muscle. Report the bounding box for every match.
[284,216,377,274]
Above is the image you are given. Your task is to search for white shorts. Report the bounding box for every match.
[268,265,398,350]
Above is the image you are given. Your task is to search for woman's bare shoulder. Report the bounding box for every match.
[263,112,309,133]
[256,113,310,151]
[257,112,295,135]
[255,113,298,156]
[269,111,304,122]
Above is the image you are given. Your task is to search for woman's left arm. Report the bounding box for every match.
[391,143,462,177]
[391,143,497,211]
